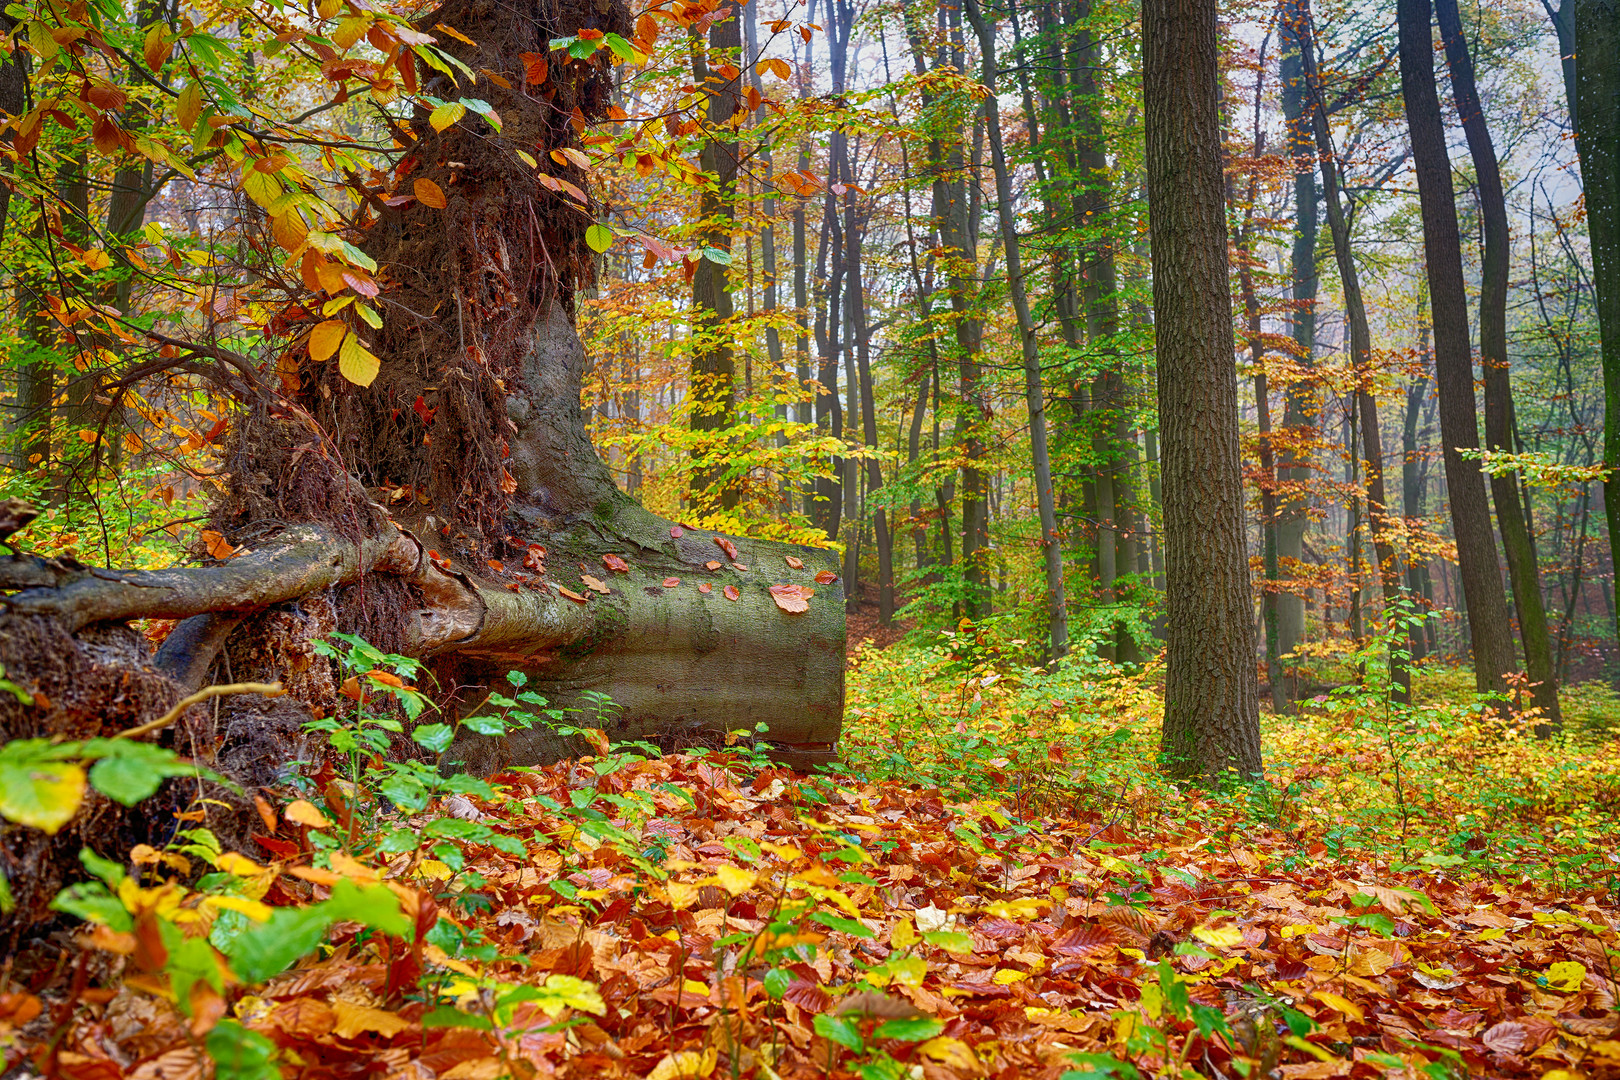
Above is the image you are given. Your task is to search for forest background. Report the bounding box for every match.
[1,0,1620,1073]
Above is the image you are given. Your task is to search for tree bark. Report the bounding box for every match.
[1144,0,1263,781]
[688,9,744,512]
[1276,0,1319,675]
[1396,0,1517,696]
[1568,0,1620,672]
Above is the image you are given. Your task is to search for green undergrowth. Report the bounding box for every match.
[840,621,1620,901]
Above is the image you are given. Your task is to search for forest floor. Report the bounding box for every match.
[4,628,1620,1080]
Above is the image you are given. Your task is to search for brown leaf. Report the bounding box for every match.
[815,570,837,585]
[714,536,740,561]
[782,980,831,1013]
[837,989,925,1019]
[603,553,630,573]
[731,562,748,571]
[769,583,811,614]
[581,574,611,594]
[557,585,589,602]
[698,583,712,594]
[1481,1021,1526,1055]
[662,577,681,587]
[705,560,722,571]
[785,556,804,569]
[486,558,505,572]
[670,525,684,538]
[723,585,739,601]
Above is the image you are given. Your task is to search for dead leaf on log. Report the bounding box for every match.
[769,584,812,614]
[815,570,837,584]
[698,583,712,594]
[669,525,683,538]
[602,553,630,573]
[662,577,680,587]
[723,585,739,601]
[714,536,739,561]
[785,556,803,569]
[557,585,588,603]
[581,574,610,594]
[731,562,747,571]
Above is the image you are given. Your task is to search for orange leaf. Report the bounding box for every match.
[785,556,804,569]
[815,570,837,584]
[603,553,630,573]
[486,558,505,572]
[414,178,447,208]
[284,799,331,828]
[698,583,712,594]
[662,577,680,587]
[557,585,588,602]
[769,583,811,614]
[670,525,684,538]
[705,560,722,571]
[365,669,404,688]
[581,574,610,594]
[723,585,739,601]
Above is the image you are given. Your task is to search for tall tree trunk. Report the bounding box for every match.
[1396,0,1517,695]
[1144,0,1263,781]
[688,10,743,512]
[965,0,1068,657]
[1403,333,1433,663]
[1434,0,1558,724]
[1276,0,1319,676]
[1300,10,1409,701]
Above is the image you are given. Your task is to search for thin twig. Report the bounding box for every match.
[117,682,285,741]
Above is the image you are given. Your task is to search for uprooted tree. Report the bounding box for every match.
[0,0,842,930]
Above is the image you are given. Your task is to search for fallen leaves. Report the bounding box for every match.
[602,553,629,573]
[769,583,813,614]
[722,584,739,601]
[815,569,837,584]
[661,577,680,587]
[713,535,739,561]
[580,574,610,594]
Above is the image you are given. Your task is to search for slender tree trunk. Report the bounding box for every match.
[1276,0,1319,676]
[1403,336,1432,663]
[688,11,743,512]
[1396,0,1517,696]
[1145,0,1262,781]
[965,0,1067,657]
[1300,13,1409,701]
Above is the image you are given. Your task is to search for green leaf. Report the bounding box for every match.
[700,245,732,265]
[813,1012,864,1052]
[585,223,613,253]
[1061,1054,1142,1080]
[50,881,132,931]
[811,911,875,938]
[568,37,598,58]
[424,816,495,843]
[228,906,329,982]
[923,930,974,954]
[602,32,636,61]
[413,723,455,752]
[206,1020,280,1080]
[89,753,164,805]
[872,1017,943,1042]
[763,967,794,999]
[79,847,126,887]
[422,1005,492,1029]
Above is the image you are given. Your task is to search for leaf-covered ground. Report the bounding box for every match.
[7,742,1619,1080]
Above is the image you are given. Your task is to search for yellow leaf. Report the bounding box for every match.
[665,881,699,910]
[890,918,917,949]
[992,969,1028,985]
[214,852,264,876]
[202,894,273,922]
[1477,927,1507,941]
[430,101,467,131]
[647,1048,718,1080]
[339,333,381,387]
[308,320,347,361]
[284,799,330,828]
[712,865,756,897]
[1545,961,1586,992]
[1191,924,1244,948]
[1312,990,1364,1022]
[0,761,85,834]
[331,15,370,50]
[917,1036,982,1075]
[142,23,170,71]
[241,169,281,209]
[984,898,1050,920]
[416,859,453,881]
[176,82,202,131]
[81,248,110,271]
[414,178,447,208]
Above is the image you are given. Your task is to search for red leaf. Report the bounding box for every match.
[815,570,837,584]
[670,525,684,538]
[602,553,630,573]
